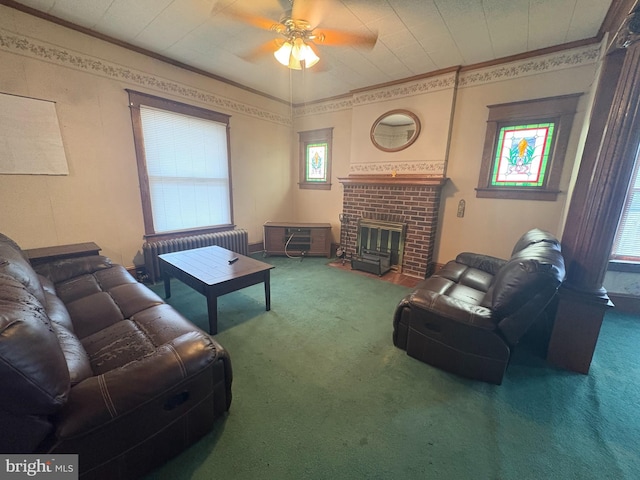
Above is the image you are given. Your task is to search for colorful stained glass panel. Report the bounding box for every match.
[306,142,328,182]
[491,123,555,187]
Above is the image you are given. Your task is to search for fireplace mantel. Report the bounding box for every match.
[338,175,447,187]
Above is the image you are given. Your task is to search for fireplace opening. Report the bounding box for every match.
[351,215,407,276]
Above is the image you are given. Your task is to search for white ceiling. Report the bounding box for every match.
[7,0,613,103]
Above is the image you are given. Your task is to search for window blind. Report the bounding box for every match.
[139,105,230,233]
[612,158,640,261]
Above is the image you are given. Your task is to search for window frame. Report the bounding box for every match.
[127,90,233,240]
[611,155,640,263]
[476,94,581,201]
[298,127,333,190]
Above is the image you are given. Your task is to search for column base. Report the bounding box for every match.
[547,285,613,374]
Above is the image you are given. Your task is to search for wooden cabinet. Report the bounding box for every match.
[263,222,331,258]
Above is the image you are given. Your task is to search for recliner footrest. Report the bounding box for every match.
[406,325,509,385]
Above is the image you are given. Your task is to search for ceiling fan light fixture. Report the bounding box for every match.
[274,37,319,70]
[296,39,320,68]
[274,41,294,66]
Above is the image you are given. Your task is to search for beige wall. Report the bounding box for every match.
[290,107,353,243]
[437,62,598,261]
[0,6,292,267]
[349,75,456,174]
[294,44,602,267]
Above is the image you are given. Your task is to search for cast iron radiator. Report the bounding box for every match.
[142,229,249,283]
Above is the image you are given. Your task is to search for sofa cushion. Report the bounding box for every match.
[488,256,563,318]
[54,274,103,304]
[511,228,560,256]
[131,303,216,346]
[50,260,134,304]
[34,255,113,286]
[436,261,495,290]
[0,243,46,306]
[455,253,507,276]
[107,282,164,318]
[51,322,93,386]
[408,290,496,330]
[0,273,69,415]
[43,289,75,332]
[66,292,126,339]
[81,319,156,374]
[0,233,29,261]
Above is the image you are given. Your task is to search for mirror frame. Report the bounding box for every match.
[370,109,421,152]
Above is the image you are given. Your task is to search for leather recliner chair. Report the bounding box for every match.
[392,228,566,384]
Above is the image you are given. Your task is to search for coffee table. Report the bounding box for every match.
[158,245,274,334]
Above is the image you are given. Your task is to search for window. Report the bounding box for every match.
[298,127,333,190]
[477,94,581,200]
[127,90,232,236]
[490,123,554,187]
[612,157,640,261]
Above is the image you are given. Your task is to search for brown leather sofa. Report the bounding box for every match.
[0,233,232,479]
[393,228,565,384]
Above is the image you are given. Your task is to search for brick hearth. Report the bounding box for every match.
[338,175,446,278]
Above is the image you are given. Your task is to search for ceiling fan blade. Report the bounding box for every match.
[218,7,284,33]
[313,28,378,49]
[240,39,283,63]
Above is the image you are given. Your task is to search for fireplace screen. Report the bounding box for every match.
[352,217,407,275]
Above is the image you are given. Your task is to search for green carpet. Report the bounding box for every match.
[145,255,640,480]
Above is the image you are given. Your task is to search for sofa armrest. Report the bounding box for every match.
[53,331,224,438]
[409,289,496,330]
[455,252,507,276]
[34,256,113,284]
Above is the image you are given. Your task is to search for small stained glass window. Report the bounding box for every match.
[491,123,555,187]
[306,142,328,182]
[299,127,333,190]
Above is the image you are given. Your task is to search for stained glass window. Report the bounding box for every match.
[306,142,328,182]
[491,123,555,187]
[476,94,580,201]
[299,127,333,190]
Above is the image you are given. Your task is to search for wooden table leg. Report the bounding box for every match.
[206,290,218,335]
[163,271,172,299]
[264,270,271,311]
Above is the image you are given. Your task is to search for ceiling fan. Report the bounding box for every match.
[219,0,378,70]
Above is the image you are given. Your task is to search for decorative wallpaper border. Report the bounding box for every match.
[293,71,457,117]
[0,29,291,126]
[349,161,445,176]
[352,71,458,106]
[293,97,353,117]
[458,43,602,88]
[295,43,602,117]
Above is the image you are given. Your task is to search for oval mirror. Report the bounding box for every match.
[370,110,421,152]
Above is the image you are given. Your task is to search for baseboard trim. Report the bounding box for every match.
[608,293,640,315]
[248,242,264,254]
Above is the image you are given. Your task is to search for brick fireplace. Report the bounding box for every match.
[338,175,446,278]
